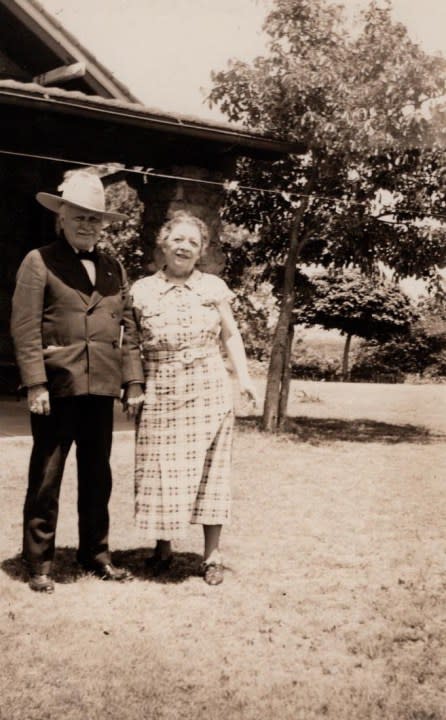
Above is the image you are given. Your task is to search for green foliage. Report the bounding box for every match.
[415,292,446,337]
[210,0,446,282]
[290,346,341,380]
[422,350,446,380]
[210,0,446,421]
[99,180,146,282]
[293,268,418,341]
[231,290,274,361]
[351,333,436,379]
[352,291,446,379]
[220,224,277,360]
[211,0,446,152]
[219,222,263,285]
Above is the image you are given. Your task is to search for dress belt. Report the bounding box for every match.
[144,346,219,365]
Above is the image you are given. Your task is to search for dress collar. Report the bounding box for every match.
[156,268,202,294]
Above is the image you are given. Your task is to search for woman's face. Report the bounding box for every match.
[161,221,202,277]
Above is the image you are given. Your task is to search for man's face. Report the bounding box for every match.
[59,204,104,251]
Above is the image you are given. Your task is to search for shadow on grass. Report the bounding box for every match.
[113,547,203,584]
[1,547,203,586]
[236,415,443,444]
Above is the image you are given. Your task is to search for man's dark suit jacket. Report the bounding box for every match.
[11,238,144,397]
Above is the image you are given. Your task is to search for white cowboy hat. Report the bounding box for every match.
[36,171,128,222]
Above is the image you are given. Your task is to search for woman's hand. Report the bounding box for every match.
[123,383,145,419]
[239,379,259,407]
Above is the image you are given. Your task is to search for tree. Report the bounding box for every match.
[230,285,275,361]
[209,0,446,430]
[293,269,418,379]
[351,329,446,380]
[100,180,146,282]
[219,223,277,360]
[415,292,446,339]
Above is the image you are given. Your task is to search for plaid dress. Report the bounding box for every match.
[131,269,235,541]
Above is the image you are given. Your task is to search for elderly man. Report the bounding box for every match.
[11,171,144,593]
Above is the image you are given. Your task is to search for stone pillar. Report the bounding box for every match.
[133,159,236,276]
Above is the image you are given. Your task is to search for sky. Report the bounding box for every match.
[40,0,446,122]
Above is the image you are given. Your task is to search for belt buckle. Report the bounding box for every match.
[181,349,193,364]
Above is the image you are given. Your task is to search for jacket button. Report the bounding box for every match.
[111,312,117,318]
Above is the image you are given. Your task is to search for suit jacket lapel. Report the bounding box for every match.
[40,238,93,302]
[88,253,119,309]
[40,239,122,309]
[87,288,103,311]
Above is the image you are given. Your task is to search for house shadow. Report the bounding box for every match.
[236,415,442,444]
[1,547,203,586]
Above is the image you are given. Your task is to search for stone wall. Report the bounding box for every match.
[132,159,236,276]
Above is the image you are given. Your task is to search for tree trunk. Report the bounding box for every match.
[262,301,294,432]
[342,333,352,381]
[262,185,313,432]
[278,323,294,430]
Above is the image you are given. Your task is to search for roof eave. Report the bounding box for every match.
[0,85,299,156]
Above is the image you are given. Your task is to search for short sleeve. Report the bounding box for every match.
[201,274,235,305]
[130,278,143,310]
[130,277,156,312]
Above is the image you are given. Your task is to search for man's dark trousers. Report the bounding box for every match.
[23,395,115,573]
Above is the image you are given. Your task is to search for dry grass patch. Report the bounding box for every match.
[1,382,445,720]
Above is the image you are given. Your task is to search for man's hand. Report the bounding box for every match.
[122,383,145,419]
[28,385,50,415]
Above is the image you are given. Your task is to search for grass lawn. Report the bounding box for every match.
[1,381,445,720]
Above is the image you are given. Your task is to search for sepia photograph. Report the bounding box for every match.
[0,1,445,718]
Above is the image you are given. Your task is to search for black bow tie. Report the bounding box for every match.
[77,249,98,262]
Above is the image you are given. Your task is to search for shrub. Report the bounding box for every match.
[351,331,446,381]
[290,349,341,380]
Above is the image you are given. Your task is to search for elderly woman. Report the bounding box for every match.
[131,210,257,585]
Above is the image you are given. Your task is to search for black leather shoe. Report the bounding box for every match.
[81,562,133,582]
[29,573,55,593]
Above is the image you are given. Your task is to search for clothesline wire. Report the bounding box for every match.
[1,147,445,225]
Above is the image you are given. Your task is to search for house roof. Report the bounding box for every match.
[0,0,138,99]
[0,79,299,165]
[0,1,300,165]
